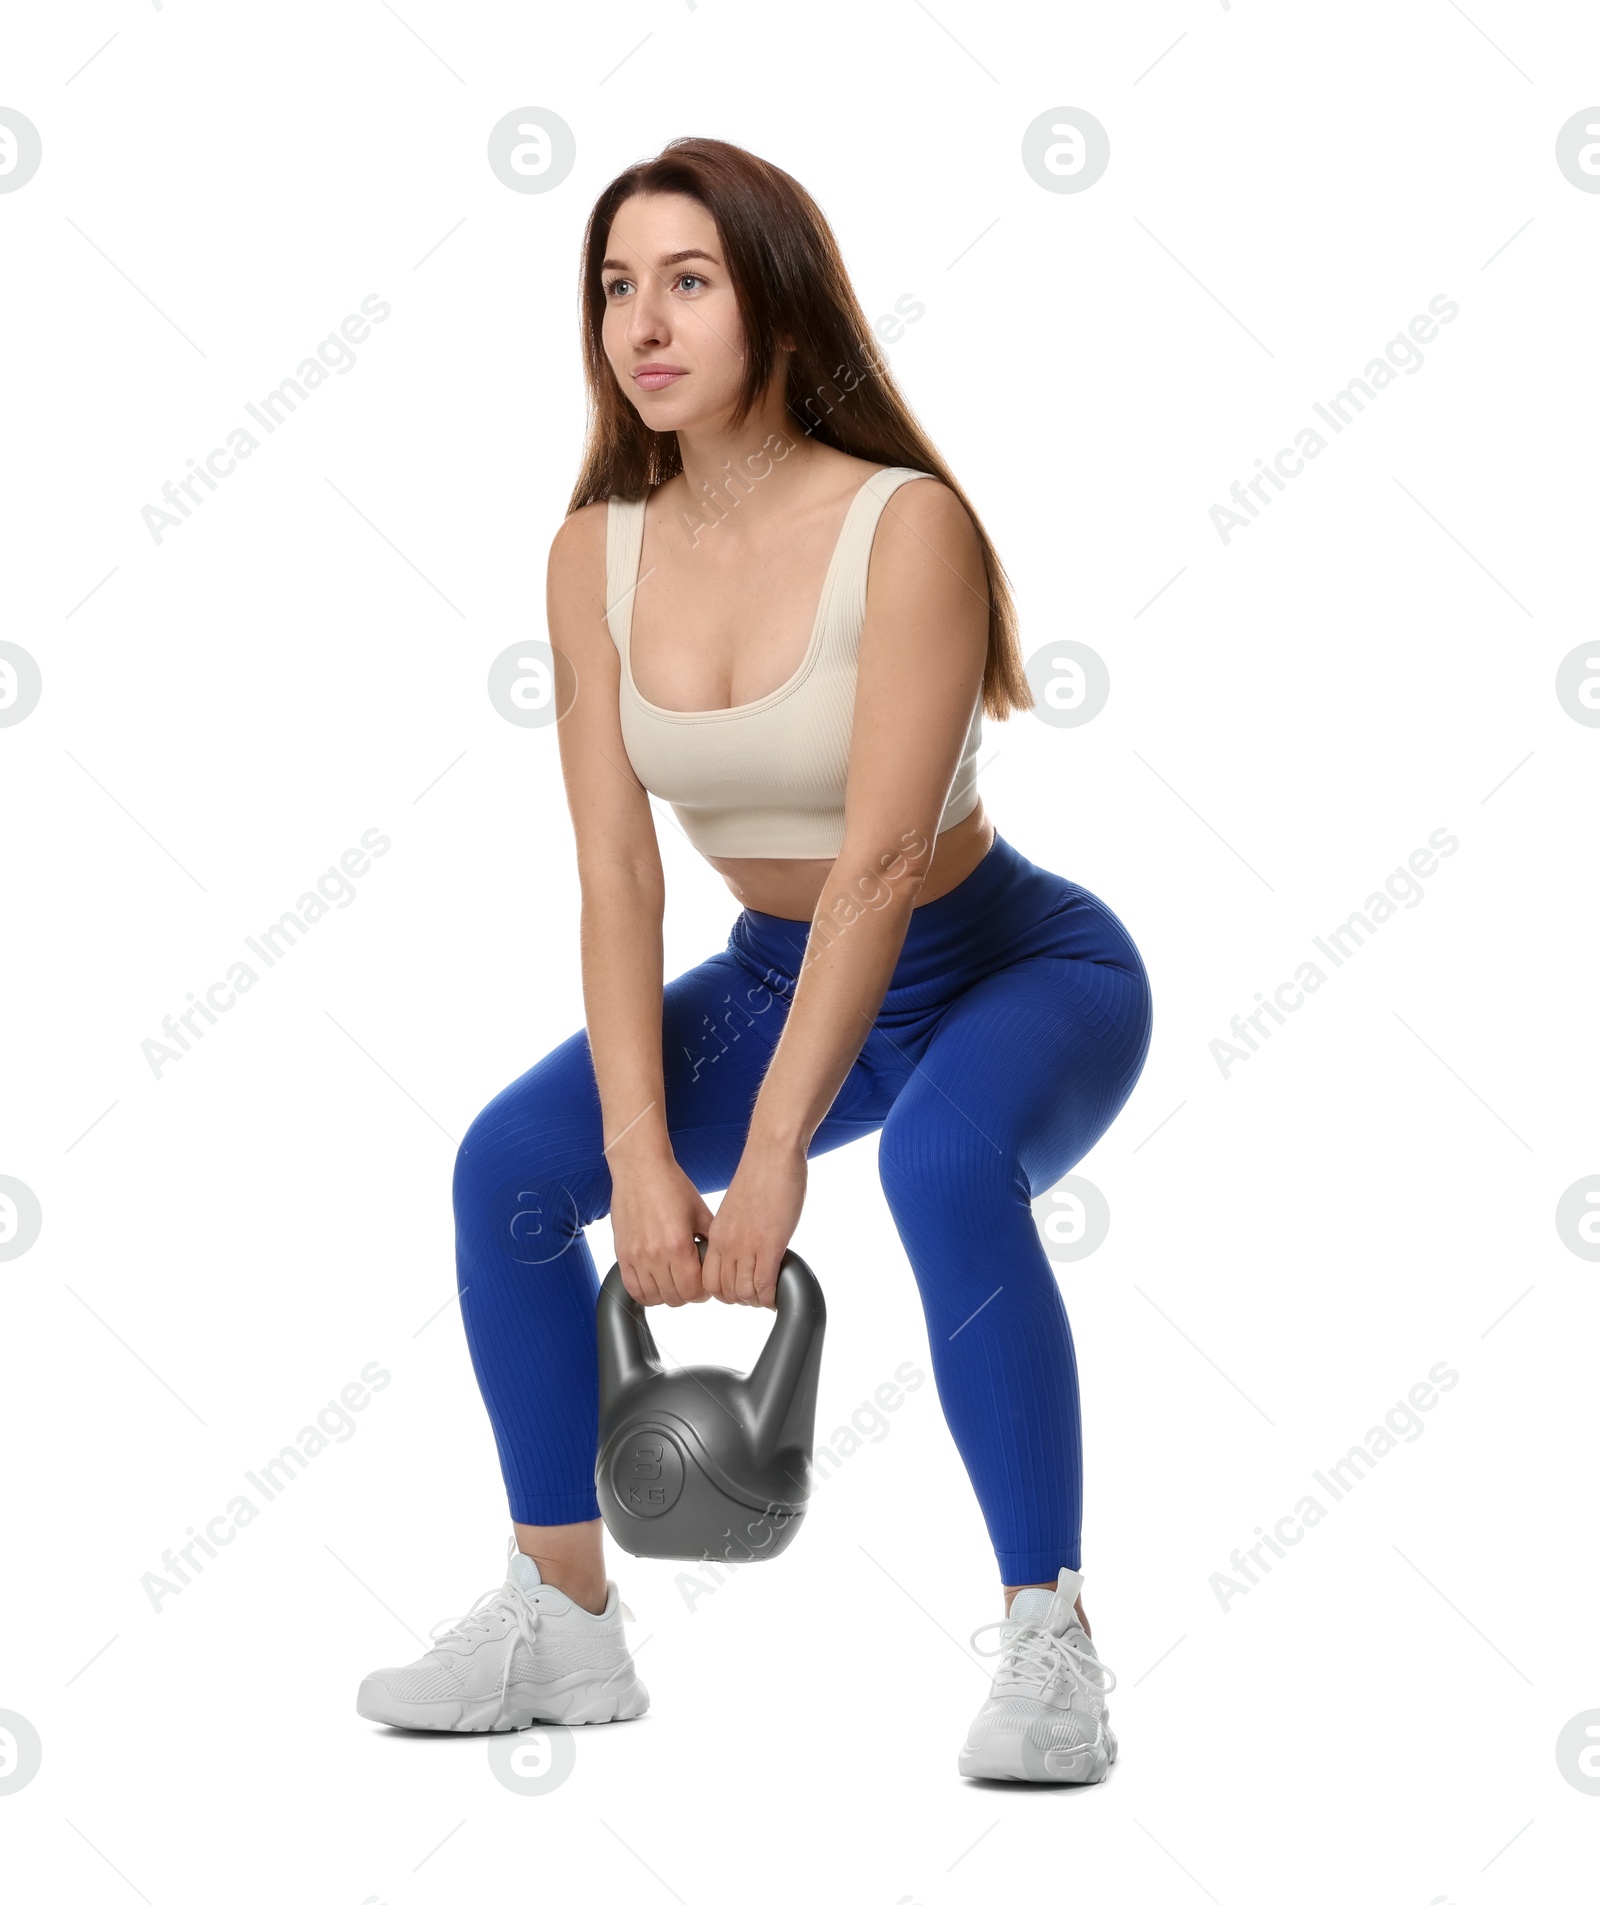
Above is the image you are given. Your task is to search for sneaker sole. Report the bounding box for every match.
[958,1721,1116,1784]
[357,1664,650,1733]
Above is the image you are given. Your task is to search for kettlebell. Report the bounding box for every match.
[594,1242,826,1563]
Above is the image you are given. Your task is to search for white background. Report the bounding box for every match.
[3,2,1597,1900]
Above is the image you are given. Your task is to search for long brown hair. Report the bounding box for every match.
[566,137,1032,719]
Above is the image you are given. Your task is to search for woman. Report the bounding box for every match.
[356,138,1153,1785]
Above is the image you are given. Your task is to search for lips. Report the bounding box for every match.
[633,367,686,391]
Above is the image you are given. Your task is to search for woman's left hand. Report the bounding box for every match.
[701,1140,807,1308]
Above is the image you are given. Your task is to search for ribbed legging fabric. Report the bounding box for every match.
[453,833,1153,1584]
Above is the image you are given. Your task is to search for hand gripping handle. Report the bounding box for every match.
[596,1245,826,1462]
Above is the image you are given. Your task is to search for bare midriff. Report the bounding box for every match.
[703,799,996,922]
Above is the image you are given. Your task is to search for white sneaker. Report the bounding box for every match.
[356,1540,650,1732]
[958,1566,1117,1782]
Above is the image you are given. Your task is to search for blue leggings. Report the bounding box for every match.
[453,832,1153,1584]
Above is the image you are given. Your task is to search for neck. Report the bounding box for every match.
[672,375,828,539]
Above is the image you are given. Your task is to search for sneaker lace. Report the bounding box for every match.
[970,1614,1117,1702]
[427,1582,541,1715]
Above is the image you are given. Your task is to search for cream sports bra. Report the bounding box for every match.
[603,466,983,860]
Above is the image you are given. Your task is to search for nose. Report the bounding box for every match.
[623,270,671,350]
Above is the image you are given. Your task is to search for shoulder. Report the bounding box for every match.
[869,474,986,592]
[546,498,610,638]
[549,497,609,576]
[547,497,610,598]
[876,472,971,534]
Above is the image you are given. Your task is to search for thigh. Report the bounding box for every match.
[665,948,890,1175]
[456,946,815,1231]
[887,946,1153,1199]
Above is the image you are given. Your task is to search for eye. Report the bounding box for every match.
[676,273,707,293]
[603,276,633,299]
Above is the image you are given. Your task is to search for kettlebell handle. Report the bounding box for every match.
[602,1240,821,1321]
[596,1245,827,1462]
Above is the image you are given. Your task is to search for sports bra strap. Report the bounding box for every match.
[603,492,648,657]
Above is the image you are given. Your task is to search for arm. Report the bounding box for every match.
[547,505,715,1306]
[701,479,991,1306]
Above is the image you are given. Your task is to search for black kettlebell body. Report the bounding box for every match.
[594,1248,826,1563]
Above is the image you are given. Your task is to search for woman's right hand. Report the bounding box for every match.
[610,1158,717,1308]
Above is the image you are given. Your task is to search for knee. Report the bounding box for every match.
[877,1116,1072,1350]
[452,1092,589,1270]
[877,1110,1021,1245]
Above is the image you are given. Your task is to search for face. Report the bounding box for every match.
[600,192,758,431]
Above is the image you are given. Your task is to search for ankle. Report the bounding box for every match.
[563,1578,609,1618]
[520,1552,607,1615]
[512,1519,607,1614]
[1002,1578,1055,1615]
[999,1581,1092,1638]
